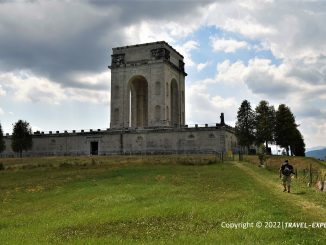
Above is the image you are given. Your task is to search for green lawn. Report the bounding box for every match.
[0,156,325,244]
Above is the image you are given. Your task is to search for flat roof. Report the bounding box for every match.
[112,41,184,58]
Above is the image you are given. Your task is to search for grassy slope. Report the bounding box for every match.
[244,155,326,188]
[0,156,325,244]
[243,155,326,170]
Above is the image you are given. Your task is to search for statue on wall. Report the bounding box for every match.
[179,60,185,72]
[111,53,125,67]
[151,48,170,60]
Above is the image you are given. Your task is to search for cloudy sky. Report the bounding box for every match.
[0,0,325,149]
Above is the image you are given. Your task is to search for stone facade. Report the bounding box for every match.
[0,41,238,157]
[110,41,186,129]
[1,125,237,157]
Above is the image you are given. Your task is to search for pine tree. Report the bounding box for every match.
[254,100,275,152]
[0,123,5,153]
[291,128,305,156]
[235,100,255,153]
[11,120,33,158]
[275,104,297,156]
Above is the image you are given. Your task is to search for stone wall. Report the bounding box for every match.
[1,126,238,157]
[110,41,186,129]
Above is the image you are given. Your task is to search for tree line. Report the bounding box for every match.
[0,120,33,157]
[235,100,305,156]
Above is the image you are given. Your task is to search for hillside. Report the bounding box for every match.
[0,156,325,244]
[306,148,326,160]
[243,154,326,170]
[306,146,326,151]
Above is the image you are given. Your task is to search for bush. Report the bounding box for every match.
[258,154,267,166]
[0,162,5,171]
[257,145,268,166]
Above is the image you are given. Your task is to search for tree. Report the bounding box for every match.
[235,100,255,153]
[254,100,275,152]
[290,128,305,156]
[275,104,297,156]
[0,123,5,153]
[11,120,33,158]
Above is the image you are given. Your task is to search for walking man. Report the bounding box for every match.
[279,160,295,193]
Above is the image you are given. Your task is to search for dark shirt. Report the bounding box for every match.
[280,163,294,176]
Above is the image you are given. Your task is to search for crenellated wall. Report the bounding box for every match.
[1,125,238,157]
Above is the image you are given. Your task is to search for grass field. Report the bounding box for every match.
[0,156,325,244]
[243,155,326,170]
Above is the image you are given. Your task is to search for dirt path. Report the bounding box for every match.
[235,162,326,219]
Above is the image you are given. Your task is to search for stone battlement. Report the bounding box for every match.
[112,41,184,58]
[1,125,237,157]
[3,123,235,138]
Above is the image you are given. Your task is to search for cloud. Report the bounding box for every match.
[123,21,175,44]
[216,60,247,85]
[211,55,326,147]
[294,105,326,119]
[175,40,199,67]
[68,71,110,91]
[1,0,325,91]
[186,80,238,124]
[0,1,211,87]
[0,1,114,80]
[213,56,326,116]
[0,0,326,147]
[204,0,326,70]
[210,37,249,53]
[0,85,5,96]
[197,62,209,71]
[0,0,213,109]
[244,59,295,97]
[0,70,64,104]
[0,107,4,115]
[0,70,109,104]
[300,117,326,148]
[215,58,319,99]
[222,16,276,39]
[286,56,326,85]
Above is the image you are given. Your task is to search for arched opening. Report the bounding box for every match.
[170,79,180,127]
[129,75,148,128]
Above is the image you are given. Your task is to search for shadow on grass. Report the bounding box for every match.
[53,214,221,241]
[0,223,9,230]
[294,191,306,195]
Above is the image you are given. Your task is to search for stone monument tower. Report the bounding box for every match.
[109,41,186,129]
[1,41,238,158]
